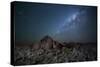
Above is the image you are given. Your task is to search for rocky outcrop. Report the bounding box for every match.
[32,35,64,50]
[14,36,97,65]
[40,35,53,49]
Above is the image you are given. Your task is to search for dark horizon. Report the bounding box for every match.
[14,2,97,43]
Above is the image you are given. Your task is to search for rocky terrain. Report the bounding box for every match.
[14,36,97,65]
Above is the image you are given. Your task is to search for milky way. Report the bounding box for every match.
[14,2,97,43]
[54,9,86,35]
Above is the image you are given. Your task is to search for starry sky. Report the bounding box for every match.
[14,2,97,43]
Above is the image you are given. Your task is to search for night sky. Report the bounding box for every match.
[14,2,97,43]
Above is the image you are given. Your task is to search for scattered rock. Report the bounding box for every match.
[14,36,97,65]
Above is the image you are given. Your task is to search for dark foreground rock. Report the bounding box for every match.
[14,36,97,65]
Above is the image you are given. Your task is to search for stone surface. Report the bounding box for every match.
[14,36,97,65]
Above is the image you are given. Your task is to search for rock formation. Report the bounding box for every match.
[14,35,97,65]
